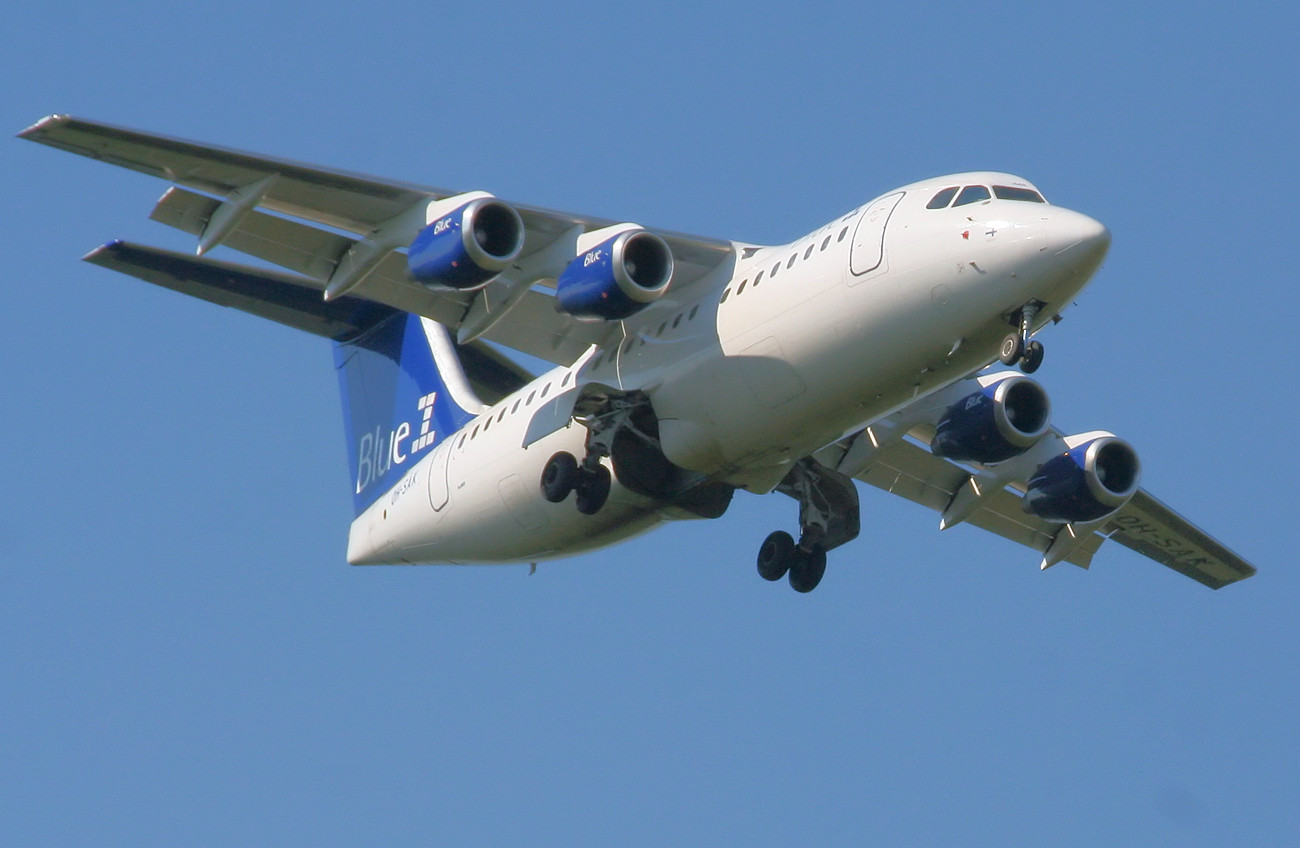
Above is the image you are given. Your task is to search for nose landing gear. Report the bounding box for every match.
[999,302,1046,374]
[755,457,859,593]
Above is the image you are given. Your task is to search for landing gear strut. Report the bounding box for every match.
[538,392,652,516]
[755,457,860,593]
[999,302,1045,374]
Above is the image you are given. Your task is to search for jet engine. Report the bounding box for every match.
[407,197,524,290]
[1023,435,1140,523]
[556,230,673,320]
[930,374,1051,464]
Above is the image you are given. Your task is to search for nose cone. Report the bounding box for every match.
[1050,208,1111,269]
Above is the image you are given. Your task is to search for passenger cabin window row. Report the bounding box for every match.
[457,371,565,449]
[721,222,850,303]
[926,184,1046,209]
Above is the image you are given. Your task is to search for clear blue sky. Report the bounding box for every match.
[4,2,1296,845]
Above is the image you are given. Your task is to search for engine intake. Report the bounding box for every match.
[1023,435,1141,524]
[930,375,1051,464]
[557,230,673,320]
[407,197,524,290]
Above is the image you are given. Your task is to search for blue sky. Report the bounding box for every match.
[4,2,1296,845]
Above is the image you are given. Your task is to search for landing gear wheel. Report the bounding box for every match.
[574,464,612,515]
[999,333,1025,366]
[788,547,827,593]
[541,452,579,503]
[1021,340,1044,374]
[757,530,795,581]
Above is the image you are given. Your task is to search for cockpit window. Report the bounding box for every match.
[926,186,959,209]
[993,185,1046,203]
[953,185,992,207]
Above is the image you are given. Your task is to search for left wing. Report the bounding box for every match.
[815,375,1256,589]
[19,114,738,365]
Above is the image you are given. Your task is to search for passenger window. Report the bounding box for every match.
[787,254,797,269]
[511,400,520,413]
[591,353,604,369]
[540,384,550,399]
[926,186,959,209]
[689,305,699,320]
[753,270,764,286]
[772,263,780,278]
[561,372,572,387]
[672,314,682,329]
[821,236,831,251]
[497,409,505,422]
[720,288,731,303]
[804,244,814,260]
[527,391,536,404]
[656,322,667,337]
[737,280,747,295]
[838,227,848,241]
[472,425,479,439]
[993,185,1046,203]
[953,185,991,207]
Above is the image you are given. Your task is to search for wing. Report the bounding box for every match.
[815,375,1256,589]
[19,114,738,366]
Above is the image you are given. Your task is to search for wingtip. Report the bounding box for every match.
[81,239,126,263]
[17,113,69,140]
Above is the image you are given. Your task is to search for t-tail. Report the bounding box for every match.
[334,313,485,515]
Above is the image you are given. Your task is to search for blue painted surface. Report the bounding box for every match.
[334,313,475,514]
[556,234,644,320]
[407,204,498,289]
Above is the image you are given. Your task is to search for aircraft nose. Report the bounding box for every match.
[1049,208,1111,265]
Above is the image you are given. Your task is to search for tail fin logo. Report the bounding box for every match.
[413,391,439,453]
[354,390,441,495]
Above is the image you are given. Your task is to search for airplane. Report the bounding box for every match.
[19,114,1257,593]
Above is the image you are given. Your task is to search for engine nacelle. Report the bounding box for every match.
[1023,435,1141,524]
[930,374,1051,464]
[407,196,524,290]
[556,229,673,320]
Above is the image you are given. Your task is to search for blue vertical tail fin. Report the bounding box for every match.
[334,313,485,515]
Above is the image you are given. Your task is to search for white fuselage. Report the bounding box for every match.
[348,172,1110,565]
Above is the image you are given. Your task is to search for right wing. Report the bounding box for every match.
[815,377,1256,589]
[20,114,739,366]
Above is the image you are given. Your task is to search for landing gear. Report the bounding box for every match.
[757,530,795,581]
[541,452,578,502]
[755,457,859,593]
[1000,302,1046,373]
[575,464,611,515]
[540,450,613,514]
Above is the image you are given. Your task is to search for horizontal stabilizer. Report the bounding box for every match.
[83,241,396,341]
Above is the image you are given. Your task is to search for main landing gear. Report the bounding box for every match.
[539,391,649,516]
[541,450,612,515]
[999,302,1045,374]
[756,457,860,593]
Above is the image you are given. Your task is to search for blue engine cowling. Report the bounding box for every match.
[407,198,524,290]
[1023,436,1141,523]
[930,375,1051,464]
[556,230,673,320]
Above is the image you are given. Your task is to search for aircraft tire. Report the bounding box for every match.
[1021,340,1044,374]
[788,547,827,593]
[999,333,1024,366]
[575,465,612,515]
[757,530,795,581]
[541,452,579,502]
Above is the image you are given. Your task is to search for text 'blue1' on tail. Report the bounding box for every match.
[334,314,483,515]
